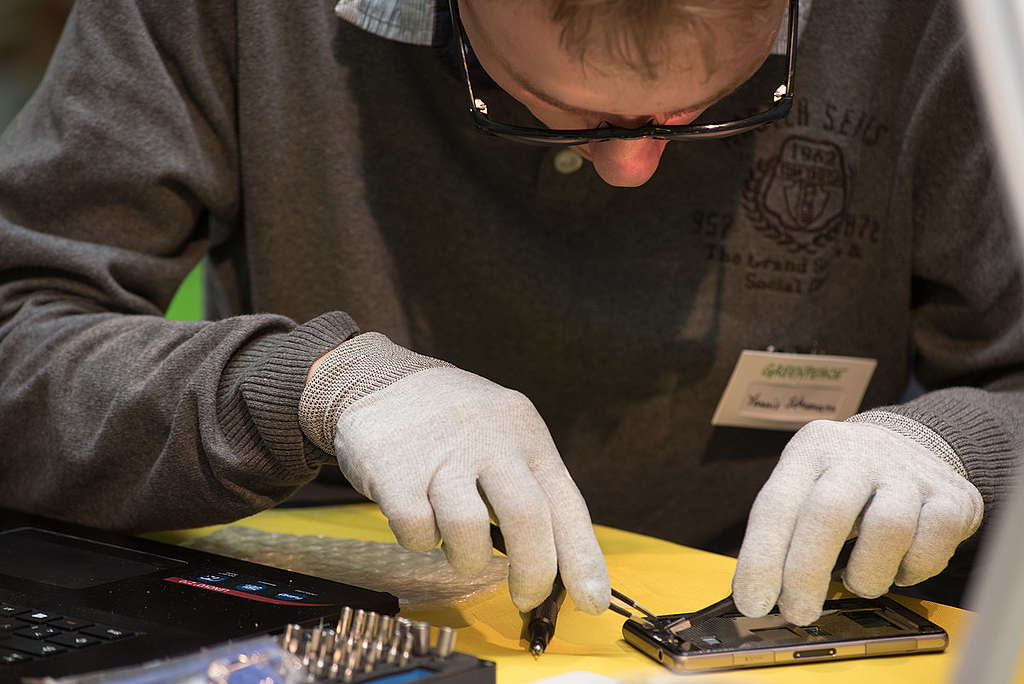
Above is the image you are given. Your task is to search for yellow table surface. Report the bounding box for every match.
[151,504,1018,684]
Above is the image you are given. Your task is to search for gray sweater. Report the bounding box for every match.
[0,0,1021,576]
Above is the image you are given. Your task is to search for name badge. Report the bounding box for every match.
[711,350,877,431]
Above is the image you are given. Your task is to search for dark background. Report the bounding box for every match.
[0,0,74,128]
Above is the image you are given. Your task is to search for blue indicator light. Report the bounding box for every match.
[236,583,268,592]
[274,592,305,601]
[197,574,228,583]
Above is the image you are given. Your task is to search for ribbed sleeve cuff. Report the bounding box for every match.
[219,311,360,481]
[869,387,1018,516]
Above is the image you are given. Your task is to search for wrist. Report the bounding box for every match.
[845,410,967,478]
[298,333,452,453]
[307,348,334,384]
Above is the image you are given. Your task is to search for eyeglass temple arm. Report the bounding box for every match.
[784,0,798,95]
[447,0,482,113]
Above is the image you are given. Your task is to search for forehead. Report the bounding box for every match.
[460,0,783,117]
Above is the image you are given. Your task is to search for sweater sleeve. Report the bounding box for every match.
[0,0,357,531]
[862,1,1024,520]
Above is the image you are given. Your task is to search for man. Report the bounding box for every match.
[0,0,1019,626]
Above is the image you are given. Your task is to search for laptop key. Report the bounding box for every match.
[81,625,133,641]
[0,648,34,665]
[47,632,101,649]
[17,610,61,624]
[3,635,66,656]
[50,617,94,631]
[0,605,24,617]
[16,625,61,640]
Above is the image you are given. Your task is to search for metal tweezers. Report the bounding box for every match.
[609,589,738,639]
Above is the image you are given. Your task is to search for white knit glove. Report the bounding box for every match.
[299,332,610,614]
[732,417,983,625]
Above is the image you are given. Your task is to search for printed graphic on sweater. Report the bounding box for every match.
[742,136,847,254]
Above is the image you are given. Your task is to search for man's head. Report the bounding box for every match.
[458,0,787,186]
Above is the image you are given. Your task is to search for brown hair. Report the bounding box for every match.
[544,0,780,80]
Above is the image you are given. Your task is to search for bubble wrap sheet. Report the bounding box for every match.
[183,526,509,607]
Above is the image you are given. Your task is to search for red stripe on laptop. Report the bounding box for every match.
[162,577,332,606]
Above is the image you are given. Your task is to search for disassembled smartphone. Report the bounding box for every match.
[622,596,947,673]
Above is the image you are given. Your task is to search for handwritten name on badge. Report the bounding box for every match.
[712,351,876,431]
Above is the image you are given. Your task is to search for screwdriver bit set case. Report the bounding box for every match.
[267,608,494,684]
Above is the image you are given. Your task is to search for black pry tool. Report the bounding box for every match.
[663,594,737,632]
[661,538,856,634]
[489,524,565,658]
[525,574,566,657]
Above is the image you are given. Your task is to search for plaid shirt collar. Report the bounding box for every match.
[335,0,812,53]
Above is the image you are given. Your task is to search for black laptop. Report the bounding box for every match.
[0,507,398,679]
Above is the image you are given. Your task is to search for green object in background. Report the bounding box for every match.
[166,262,204,321]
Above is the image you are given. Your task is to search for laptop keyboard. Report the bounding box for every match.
[0,603,136,666]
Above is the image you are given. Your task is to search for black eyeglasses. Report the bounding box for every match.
[448,0,798,145]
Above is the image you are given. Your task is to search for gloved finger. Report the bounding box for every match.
[842,487,921,598]
[478,459,557,612]
[372,478,440,553]
[778,468,873,625]
[733,463,819,618]
[895,497,969,586]
[428,468,493,575]
[530,451,610,614]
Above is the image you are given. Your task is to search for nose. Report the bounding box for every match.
[585,137,670,187]
[581,111,696,187]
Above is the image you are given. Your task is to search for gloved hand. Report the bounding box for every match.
[732,417,983,625]
[299,332,610,614]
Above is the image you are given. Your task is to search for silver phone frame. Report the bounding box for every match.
[621,596,948,673]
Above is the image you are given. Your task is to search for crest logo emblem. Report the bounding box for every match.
[743,136,847,253]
